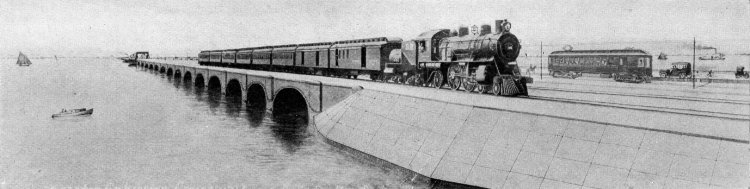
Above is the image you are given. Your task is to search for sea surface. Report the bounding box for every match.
[0,58,424,188]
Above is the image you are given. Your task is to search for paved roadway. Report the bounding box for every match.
[143,59,749,142]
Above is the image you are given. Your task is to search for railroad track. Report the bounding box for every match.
[529,86,750,106]
[526,95,749,121]
[351,78,750,121]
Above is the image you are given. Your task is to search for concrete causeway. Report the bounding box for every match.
[138,59,749,189]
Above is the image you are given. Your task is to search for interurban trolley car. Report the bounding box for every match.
[199,19,532,96]
[548,49,653,82]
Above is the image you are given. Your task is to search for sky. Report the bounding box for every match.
[1,0,749,57]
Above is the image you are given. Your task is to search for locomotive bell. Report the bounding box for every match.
[458,26,469,37]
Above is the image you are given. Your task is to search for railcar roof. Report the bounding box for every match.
[671,62,691,65]
[550,49,650,56]
[335,37,402,44]
[414,29,450,40]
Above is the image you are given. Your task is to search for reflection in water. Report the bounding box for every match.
[269,117,309,153]
[225,95,242,117]
[206,90,221,113]
[245,108,266,128]
[194,85,204,102]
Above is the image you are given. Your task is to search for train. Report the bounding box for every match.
[548,49,653,80]
[198,19,531,96]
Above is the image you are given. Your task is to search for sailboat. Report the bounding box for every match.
[16,52,32,66]
[657,52,667,60]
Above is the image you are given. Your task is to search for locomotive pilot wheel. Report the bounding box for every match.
[447,66,462,90]
[477,85,488,93]
[463,78,476,93]
[491,79,502,95]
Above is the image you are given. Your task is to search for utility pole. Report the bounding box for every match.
[693,37,696,89]
[540,41,543,80]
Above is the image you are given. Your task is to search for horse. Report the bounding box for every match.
[526,65,537,75]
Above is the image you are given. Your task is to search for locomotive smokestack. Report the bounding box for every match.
[480,24,491,35]
[458,26,469,37]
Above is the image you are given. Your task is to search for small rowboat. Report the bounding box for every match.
[52,108,93,118]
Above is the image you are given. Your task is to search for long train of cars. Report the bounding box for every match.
[198,19,532,96]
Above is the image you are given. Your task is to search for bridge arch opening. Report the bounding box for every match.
[183,71,192,82]
[166,68,173,76]
[195,74,205,88]
[152,65,157,70]
[174,70,182,78]
[159,67,166,73]
[226,79,242,97]
[207,76,222,92]
[272,88,308,124]
[246,84,266,110]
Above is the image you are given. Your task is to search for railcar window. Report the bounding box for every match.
[638,58,644,67]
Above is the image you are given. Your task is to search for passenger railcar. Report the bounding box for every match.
[235,48,253,68]
[548,49,652,78]
[271,45,297,70]
[221,50,237,65]
[330,37,402,78]
[295,42,333,74]
[198,51,210,64]
[207,51,223,66]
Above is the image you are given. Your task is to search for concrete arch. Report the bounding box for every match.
[226,79,243,97]
[184,71,192,82]
[272,88,309,123]
[159,66,166,73]
[174,69,182,78]
[247,84,267,110]
[207,76,222,92]
[167,68,173,76]
[195,74,205,87]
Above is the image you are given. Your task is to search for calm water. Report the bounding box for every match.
[0,58,424,188]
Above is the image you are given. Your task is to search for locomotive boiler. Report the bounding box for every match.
[399,19,531,96]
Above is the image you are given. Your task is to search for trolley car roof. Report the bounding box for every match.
[550,49,650,56]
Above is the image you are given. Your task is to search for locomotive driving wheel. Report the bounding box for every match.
[431,71,444,89]
[447,65,462,90]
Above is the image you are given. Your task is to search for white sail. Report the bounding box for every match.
[17,52,32,66]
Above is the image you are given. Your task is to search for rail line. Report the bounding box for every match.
[529,86,750,106]
[348,78,750,121]
[526,95,749,121]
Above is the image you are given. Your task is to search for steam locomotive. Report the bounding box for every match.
[198,19,531,96]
